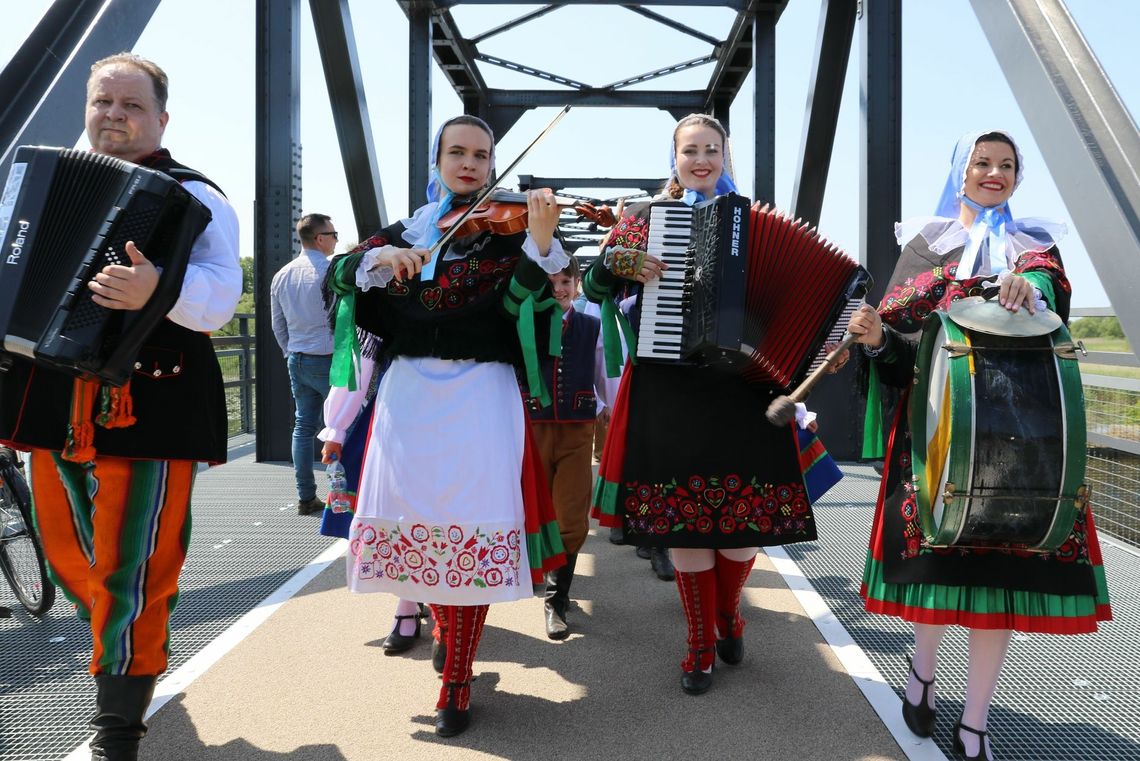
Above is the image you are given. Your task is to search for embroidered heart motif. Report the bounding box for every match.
[388,280,409,296]
[420,287,443,310]
[704,488,726,507]
[883,286,915,310]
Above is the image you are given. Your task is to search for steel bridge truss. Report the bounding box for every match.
[2,1,1138,461]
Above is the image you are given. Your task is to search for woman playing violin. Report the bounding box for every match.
[320,114,567,738]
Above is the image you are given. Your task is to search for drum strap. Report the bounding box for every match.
[862,362,884,458]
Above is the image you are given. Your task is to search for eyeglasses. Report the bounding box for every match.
[317,231,339,239]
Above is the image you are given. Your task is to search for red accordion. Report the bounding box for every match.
[636,195,870,389]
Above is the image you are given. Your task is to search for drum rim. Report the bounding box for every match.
[947,295,1063,337]
[910,311,975,547]
[909,311,1089,552]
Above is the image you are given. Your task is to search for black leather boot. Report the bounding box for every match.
[89,674,157,761]
[543,553,577,640]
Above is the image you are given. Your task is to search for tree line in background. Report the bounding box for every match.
[1070,316,1125,340]
[216,257,256,337]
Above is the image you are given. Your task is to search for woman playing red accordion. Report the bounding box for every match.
[586,114,833,695]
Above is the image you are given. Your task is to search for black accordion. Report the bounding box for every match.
[636,194,871,388]
[0,146,210,385]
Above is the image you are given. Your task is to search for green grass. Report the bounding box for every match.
[1077,337,1137,379]
[1083,365,1140,380]
[1081,337,1132,353]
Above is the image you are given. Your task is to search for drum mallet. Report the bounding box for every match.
[765,332,859,426]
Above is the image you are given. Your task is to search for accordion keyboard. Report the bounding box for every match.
[638,203,692,360]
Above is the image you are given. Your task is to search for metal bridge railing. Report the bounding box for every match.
[212,313,255,437]
[208,308,1140,545]
[1071,307,1140,546]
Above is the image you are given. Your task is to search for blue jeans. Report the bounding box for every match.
[287,352,332,501]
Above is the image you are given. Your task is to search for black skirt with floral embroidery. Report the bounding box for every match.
[596,361,816,549]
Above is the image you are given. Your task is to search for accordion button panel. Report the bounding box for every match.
[638,204,693,360]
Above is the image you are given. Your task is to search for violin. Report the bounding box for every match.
[435,189,615,238]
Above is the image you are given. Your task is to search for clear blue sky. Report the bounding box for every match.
[2,1,1137,307]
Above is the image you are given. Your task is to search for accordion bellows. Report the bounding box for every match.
[637,195,871,389]
[741,203,870,387]
[0,146,209,385]
[638,193,866,389]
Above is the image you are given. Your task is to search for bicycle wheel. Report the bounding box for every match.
[0,453,55,616]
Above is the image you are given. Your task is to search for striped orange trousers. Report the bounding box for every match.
[28,450,195,676]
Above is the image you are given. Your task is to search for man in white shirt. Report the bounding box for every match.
[270,213,339,515]
[0,53,241,760]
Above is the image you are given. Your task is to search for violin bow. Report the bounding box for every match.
[427,104,572,257]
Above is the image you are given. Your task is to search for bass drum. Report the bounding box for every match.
[909,308,1088,550]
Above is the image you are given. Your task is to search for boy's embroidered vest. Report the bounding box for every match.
[525,310,599,422]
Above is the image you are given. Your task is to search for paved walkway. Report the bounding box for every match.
[134,523,908,761]
[4,446,1137,761]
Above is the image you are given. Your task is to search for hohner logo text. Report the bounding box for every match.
[730,205,742,257]
[6,220,29,265]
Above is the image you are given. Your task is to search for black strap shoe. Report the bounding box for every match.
[681,647,714,695]
[902,656,937,738]
[715,634,744,665]
[435,682,471,737]
[381,614,421,655]
[953,719,992,760]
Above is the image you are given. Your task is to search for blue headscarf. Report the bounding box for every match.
[668,116,738,206]
[400,115,496,280]
[934,130,1023,278]
[894,130,1065,264]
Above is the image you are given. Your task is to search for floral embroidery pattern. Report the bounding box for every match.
[605,213,649,252]
[388,251,517,311]
[350,521,522,589]
[895,434,1090,564]
[623,474,813,539]
[879,248,1069,335]
[349,233,391,255]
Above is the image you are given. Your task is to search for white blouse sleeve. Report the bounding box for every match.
[524,234,570,274]
[165,181,243,331]
[318,356,375,444]
[355,248,397,292]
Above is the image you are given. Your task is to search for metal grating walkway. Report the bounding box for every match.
[787,464,1140,761]
[1,455,1138,760]
[0,445,338,760]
